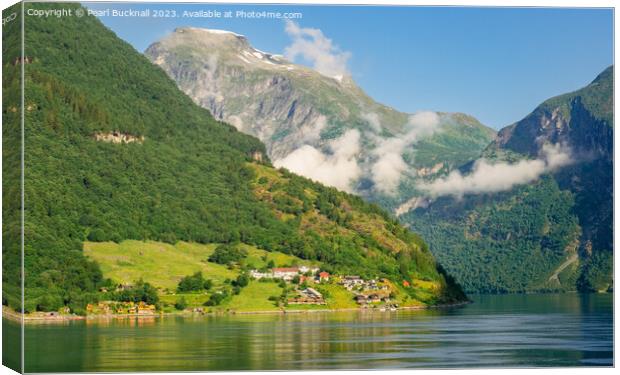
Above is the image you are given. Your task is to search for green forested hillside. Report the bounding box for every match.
[2,3,464,313]
[405,67,613,293]
[2,3,23,314]
[406,177,580,293]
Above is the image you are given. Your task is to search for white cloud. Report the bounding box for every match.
[421,143,573,198]
[370,111,441,195]
[284,20,351,80]
[407,111,441,140]
[362,112,382,133]
[370,138,409,194]
[274,129,361,192]
[300,115,326,143]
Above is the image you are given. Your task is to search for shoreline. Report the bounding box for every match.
[3,300,471,324]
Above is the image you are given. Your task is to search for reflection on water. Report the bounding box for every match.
[9,293,613,372]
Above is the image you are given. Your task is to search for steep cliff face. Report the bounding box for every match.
[489,67,613,254]
[405,67,613,293]
[145,27,401,160]
[492,67,612,159]
[145,27,495,202]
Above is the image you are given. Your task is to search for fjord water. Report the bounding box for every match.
[10,293,613,371]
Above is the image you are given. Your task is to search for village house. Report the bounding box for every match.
[299,266,320,275]
[305,288,323,299]
[288,287,325,305]
[355,295,368,304]
[354,292,390,306]
[137,302,156,315]
[250,269,274,279]
[341,275,364,290]
[272,267,299,281]
[318,271,330,282]
[251,265,321,281]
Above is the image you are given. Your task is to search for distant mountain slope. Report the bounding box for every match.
[145,27,496,202]
[404,67,613,293]
[492,66,612,157]
[490,66,613,256]
[2,3,465,313]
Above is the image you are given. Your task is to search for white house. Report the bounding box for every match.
[272,267,299,281]
[250,270,273,279]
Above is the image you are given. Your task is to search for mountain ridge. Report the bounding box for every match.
[145,27,496,200]
[404,66,613,293]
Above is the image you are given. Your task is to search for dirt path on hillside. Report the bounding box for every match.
[548,253,579,283]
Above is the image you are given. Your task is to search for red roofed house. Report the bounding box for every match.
[402,280,410,288]
[318,272,330,282]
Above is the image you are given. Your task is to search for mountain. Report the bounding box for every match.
[145,27,496,202]
[403,67,613,293]
[2,3,465,314]
[143,26,613,294]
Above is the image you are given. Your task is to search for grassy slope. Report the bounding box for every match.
[84,241,317,291]
[84,241,235,291]
[85,239,375,311]
[220,282,283,312]
[85,237,443,311]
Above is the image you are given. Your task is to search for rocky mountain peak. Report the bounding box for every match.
[145,28,496,207]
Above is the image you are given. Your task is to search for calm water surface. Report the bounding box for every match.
[5,293,613,372]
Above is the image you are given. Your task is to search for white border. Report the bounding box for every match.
[0,1,616,375]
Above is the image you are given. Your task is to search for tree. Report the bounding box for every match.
[234,274,249,288]
[177,271,207,292]
[36,294,63,312]
[204,290,228,306]
[114,279,159,304]
[208,244,248,265]
[174,297,187,310]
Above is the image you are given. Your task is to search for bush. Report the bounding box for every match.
[87,229,107,242]
[208,244,248,265]
[204,290,229,306]
[36,294,64,312]
[177,271,207,292]
[233,274,249,288]
[174,297,187,310]
[579,251,613,292]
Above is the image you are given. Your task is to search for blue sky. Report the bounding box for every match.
[85,2,613,129]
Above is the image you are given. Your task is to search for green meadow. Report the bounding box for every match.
[84,240,319,291]
[83,240,375,311]
[84,241,236,291]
